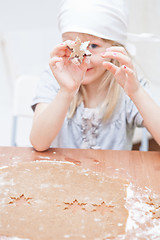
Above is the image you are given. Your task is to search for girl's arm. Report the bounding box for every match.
[30,89,73,151]
[129,83,160,145]
[30,41,88,151]
[102,47,160,145]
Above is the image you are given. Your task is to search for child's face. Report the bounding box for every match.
[62,32,112,87]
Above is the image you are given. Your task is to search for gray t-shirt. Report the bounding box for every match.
[32,68,148,150]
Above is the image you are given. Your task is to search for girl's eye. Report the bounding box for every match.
[89,44,98,49]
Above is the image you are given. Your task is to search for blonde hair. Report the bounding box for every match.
[68,40,127,122]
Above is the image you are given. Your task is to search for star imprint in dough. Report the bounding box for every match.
[8,194,32,206]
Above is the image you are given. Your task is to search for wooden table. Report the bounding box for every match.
[0,146,160,193]
[0,146,160,239]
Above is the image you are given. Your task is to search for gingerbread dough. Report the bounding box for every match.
[0,161,128,239]
[67,37,92,65]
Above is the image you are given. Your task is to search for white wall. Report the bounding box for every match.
[0,0,61,91]
[0,0,61,146]
[0,0,160,146]
[128,0,160,88]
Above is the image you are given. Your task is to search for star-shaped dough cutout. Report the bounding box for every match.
[67,37,91,64]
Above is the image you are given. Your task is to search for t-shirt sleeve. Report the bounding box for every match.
[31,68,60,111]
[125,76,150,128]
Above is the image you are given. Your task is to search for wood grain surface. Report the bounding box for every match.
[0,147,160,193]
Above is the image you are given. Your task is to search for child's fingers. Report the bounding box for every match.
[49,57,63,70]
[102,61,119,75]
[64,40,75,48]
[50,43,66,58]
[79,56,90,71]
[106,46,128,55]
[122,65,135,79]
[102,51,132,69]
[50,42,71,58]
[101,45,133,69]
[49,56,62,65]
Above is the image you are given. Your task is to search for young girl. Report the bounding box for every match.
[30,0,160,151]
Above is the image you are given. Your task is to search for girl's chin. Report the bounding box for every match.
[81,79,89,85]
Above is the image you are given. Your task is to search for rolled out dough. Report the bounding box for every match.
[0,161,128,239]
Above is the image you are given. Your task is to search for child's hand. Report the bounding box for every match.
[101,47,140,98]
[49,41,89,96]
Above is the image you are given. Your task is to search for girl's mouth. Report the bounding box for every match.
[87,68,93,72]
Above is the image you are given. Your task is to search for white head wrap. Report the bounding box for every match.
[58,0,129,45]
